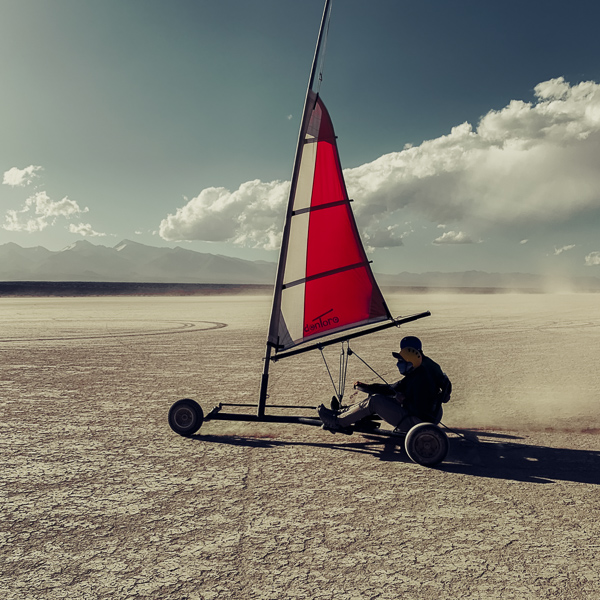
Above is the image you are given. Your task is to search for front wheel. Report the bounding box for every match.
[168,399,204,436]
[404,422,448,467]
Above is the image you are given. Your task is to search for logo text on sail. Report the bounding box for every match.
[305,308,339,334]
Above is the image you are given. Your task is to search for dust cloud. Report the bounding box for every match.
[382,292,600,432]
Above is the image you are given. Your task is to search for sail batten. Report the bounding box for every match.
[283,260,371,290]
[292,198,351,216]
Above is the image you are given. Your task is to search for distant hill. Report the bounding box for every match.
[0,239,276,284]
[1,240,599,291]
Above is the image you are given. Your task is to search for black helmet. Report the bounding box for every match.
[400,336,422,351]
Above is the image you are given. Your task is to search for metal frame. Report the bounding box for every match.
[204,403,322,427]
[202,401,408,440]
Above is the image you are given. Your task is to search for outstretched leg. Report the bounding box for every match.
[336,394,412,429]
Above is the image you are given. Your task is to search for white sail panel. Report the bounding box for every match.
[283,210,309,291]
[293,134,318,212]
[279,282,306,345]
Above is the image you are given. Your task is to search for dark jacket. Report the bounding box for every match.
[361,354,451,422]
[395,355,451,421]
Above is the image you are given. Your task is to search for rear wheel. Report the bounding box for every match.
[404,422,448,467]
[168,399,204,436]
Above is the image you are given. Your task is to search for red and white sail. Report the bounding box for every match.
[268,93,391,352]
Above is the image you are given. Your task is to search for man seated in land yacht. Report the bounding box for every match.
[317,336,451,433]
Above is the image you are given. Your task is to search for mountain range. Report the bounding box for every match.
[1,239,599,290]
[0,239,276,284]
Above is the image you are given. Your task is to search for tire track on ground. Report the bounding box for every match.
[0,320,227,343]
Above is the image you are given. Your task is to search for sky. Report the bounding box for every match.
[2,0,600,277]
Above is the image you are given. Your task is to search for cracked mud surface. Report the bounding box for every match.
[2,295,600,599]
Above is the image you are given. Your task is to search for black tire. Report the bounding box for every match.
[404,422,448,467]
[168,399,204,436]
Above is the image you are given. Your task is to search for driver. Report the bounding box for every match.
[317,336,451,433]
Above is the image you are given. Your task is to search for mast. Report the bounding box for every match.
[258,0,333,416]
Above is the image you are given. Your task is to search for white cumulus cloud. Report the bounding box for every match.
[346,77,600,231]
[553,244,576,255]
[432,230,476,245]
[585,251,600,266]
[158,77,600,250]
[3,191,89,233]
[69,223,107,237]
[363,224,405,249]
[159,180,289,250]
[2,165,43,187]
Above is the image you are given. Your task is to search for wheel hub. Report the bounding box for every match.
[414,433,441,458]
[175,408,194,428]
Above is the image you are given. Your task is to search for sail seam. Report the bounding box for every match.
[292,198,352,216]
[283,261,370,290]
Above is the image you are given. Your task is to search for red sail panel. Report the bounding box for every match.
[310,119,345,207]
[303,266,389,342]
[306,203,363,276]
[275,96,391,350]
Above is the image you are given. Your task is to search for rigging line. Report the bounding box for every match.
[338,342,346,401]
[319,346,340,399]
[338,346,344,399]
[338,341,349,400]
[343,342,350,392]
[348,347,393,389]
